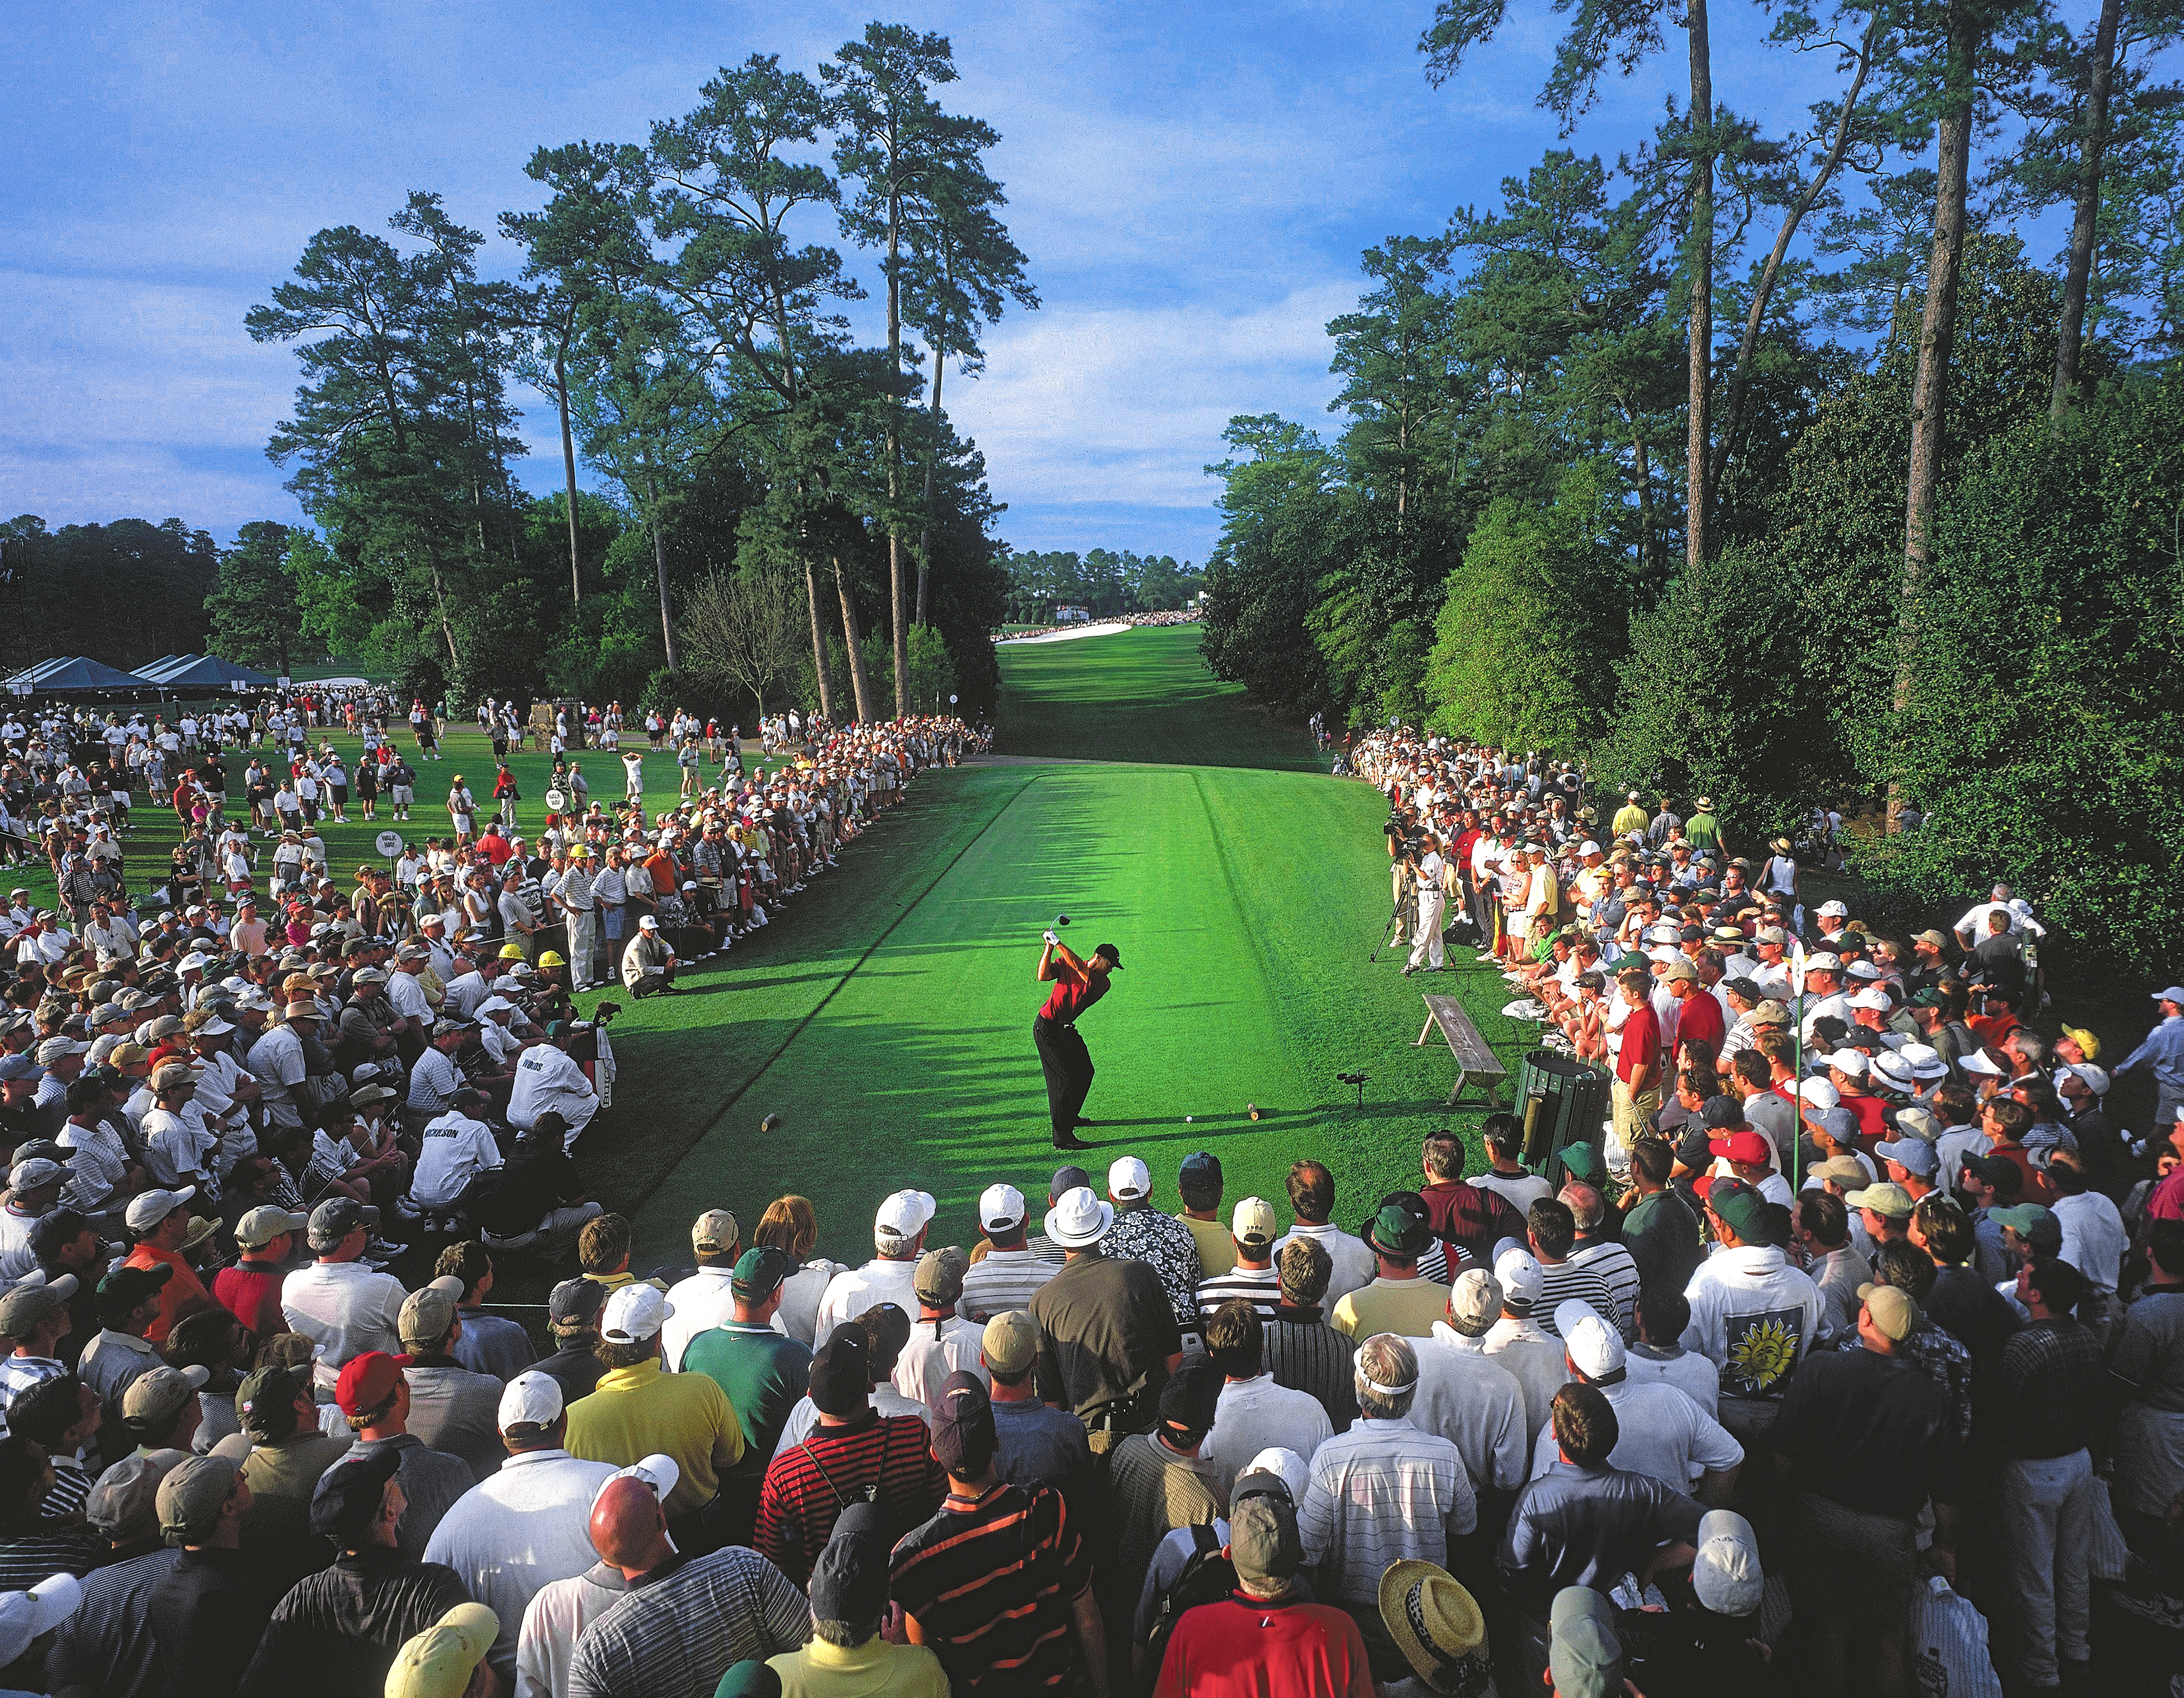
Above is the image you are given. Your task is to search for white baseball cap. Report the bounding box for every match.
[592,1452,681,1511]
[1797,1077,1841,1110]
[978,1184,1026,1232]
[1242,1446,1310,1503]
[124,1187,196,1233]
[1108,1157,1151,1200]
[1959,1051,2005,1077]
[0,1573,83,1668]
[637,916,659,931]
[497,1370,565,1432]
[599,1284,672,1344]
[1691,1509,1764,1616]
[1816,900,1850,918]
[1827,1049,1870,1076]
[874,1189,937,1246]
[1555,1303,1625,1379]
[1493,1248,1543,1308]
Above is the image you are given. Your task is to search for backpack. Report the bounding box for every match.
[1142,1522,1234,1690]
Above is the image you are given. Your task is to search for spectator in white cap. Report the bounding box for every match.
[1529,1303,1742,1503]
[1102,1155,1204,1337]
[0,1569,84,1681]
[562,1283,746,1531]
[0,1156,68,1281]
[0,1277,78,1437]
[1484,1250,1572,1444]
[620,913,678,997]
[660,1209,742,1371]
[1406,1271,1530,1498]
[422,1370,616,1687]
[812,1189,935,1341]
[958,1184,1055,1321]
[120,1186,212,1347]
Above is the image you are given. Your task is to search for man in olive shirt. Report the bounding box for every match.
[1030,1188,1183,1438]
[209,1363,349,1589]
[1618,1139,1702,1308]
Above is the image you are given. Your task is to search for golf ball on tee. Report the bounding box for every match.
[1185,1115,1193,1123]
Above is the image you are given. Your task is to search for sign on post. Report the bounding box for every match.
[376,829,404,859]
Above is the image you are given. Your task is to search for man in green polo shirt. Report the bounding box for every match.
[1684,798,1722,855]
[680,1247,812,1471]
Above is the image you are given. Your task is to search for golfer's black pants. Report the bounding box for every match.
[1033,1014,1094,1141]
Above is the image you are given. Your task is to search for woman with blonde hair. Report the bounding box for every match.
[754,1195,842,1346]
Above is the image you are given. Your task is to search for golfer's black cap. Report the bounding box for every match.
[1093,943,1123,968]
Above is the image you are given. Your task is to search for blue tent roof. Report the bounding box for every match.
[6,656,152,691]
[135,654,274,688]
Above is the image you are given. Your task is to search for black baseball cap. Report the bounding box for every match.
[808,1501,893,1630]
[96,1263,173,1322]
[810,1324,870,1417]
[548,1277,609,1326]
[1092,944,1123,969]
[1159,1359,1221,1439]
[309,1444,403,1543]
[930,1370,997,1476]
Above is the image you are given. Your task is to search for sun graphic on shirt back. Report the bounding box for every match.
[1728,1317,1798,1390]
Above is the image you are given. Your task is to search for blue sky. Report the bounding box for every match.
[0,0,2037,565]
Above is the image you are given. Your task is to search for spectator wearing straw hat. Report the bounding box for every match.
[1374,1560,1488,1698]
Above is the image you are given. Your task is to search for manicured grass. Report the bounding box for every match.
[624,626,1546,1272]
[991,624,1323,770]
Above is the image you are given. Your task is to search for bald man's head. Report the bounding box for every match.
[588,1476,672,1576]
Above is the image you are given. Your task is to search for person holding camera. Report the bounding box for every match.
[1402,833,1450,976]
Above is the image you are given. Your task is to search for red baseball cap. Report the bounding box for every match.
[1708,1130,1774,1168]
[335,1351,410,1418]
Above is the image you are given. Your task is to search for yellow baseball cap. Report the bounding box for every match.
[385,1603,499,1698]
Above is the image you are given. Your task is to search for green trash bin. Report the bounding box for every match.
[1514,1049,1613,1186]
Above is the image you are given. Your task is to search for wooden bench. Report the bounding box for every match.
[1415,994,1509,1108]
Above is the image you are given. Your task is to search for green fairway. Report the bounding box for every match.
[623,624,1541,1272]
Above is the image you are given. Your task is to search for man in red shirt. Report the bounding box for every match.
[1154,1479,1372,1698]
[1033,933,1122,1153]
[1664,961,1724,1060]
[213,1205,308,1337]
[1613,970,1662,1147]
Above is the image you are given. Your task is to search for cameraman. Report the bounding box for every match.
[1402,832,1452,976]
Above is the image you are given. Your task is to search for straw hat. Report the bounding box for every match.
[1378,1560,1489,1693]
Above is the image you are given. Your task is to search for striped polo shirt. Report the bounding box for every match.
[755,1410,945,1588]
[888,1480,1090,1695]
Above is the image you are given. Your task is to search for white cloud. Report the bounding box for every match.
[948,280,1357,546]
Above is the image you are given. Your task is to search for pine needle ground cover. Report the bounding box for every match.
[623,625,1533,1269]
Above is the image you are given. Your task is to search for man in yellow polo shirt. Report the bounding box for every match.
[1610,791,1650,839]
[1330,1196,1449,1340]
[563,1284,745,1539]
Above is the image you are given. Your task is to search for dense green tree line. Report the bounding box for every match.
[1003,549,1204,622]
[226,23,1030,721]
[0,516,219,673]
[1202,0,2184,973]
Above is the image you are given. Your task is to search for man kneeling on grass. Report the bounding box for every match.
[620,916,678,997]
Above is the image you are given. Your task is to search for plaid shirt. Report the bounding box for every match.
[1992,1317,2105,1458]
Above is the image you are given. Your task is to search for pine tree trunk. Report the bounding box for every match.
[650,515,680,674]
[1686,0,1714,577]
[1896,3,1979,826]
[1712,19,1875,499]
[916,345,942,629]
[835,556,876,723]
[804,558,837,726]
[556,351,582,607]
[886,209,910,719]
[2052,0,2122,430]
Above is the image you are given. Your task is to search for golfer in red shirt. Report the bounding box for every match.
[1033,932,1121,1152]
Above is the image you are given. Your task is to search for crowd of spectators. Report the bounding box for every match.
[1341,725,2184,1695]
[993,613,1200,643]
